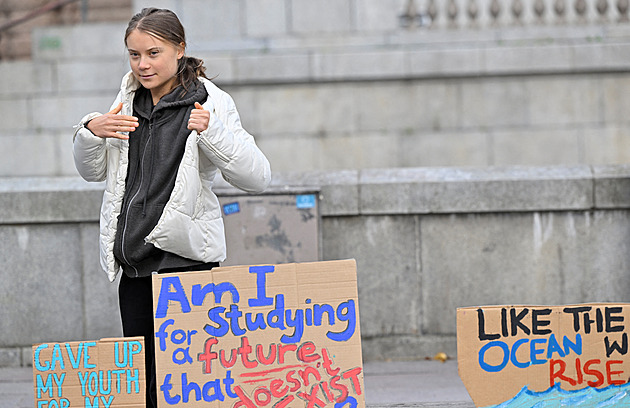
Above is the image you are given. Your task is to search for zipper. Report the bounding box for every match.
[120,121,153,277]
[197,132,229,163]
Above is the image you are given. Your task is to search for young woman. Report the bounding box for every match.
[72,8,271,406]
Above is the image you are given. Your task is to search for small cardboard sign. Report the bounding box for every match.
[151,259,364,408]
[32,337,145,408]
[457,304,630,407]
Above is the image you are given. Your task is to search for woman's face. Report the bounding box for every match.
[126,29,184,104]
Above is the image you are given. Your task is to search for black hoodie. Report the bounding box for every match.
[113,81,212,278]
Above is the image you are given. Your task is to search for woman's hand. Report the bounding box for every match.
[86,102,138,140]
[188,102,210,133]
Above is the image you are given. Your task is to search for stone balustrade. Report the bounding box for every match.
[399,0,630,29]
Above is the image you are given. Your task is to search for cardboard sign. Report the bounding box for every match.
[457,304,630,407]
[151,259,364,408]
[218,194,320,267]
[32,337,145,408]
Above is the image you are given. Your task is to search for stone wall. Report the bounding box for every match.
[2,165,630,366]
[0,0,132,60]
[2,0,630,177]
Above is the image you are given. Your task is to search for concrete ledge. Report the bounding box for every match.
[5,165,630,223]
[23,23,630,88]
[593,164,630,208]
[216,165,628,215]
[0,177,104,223]
[221,41,630,84]
[358,165,595,214]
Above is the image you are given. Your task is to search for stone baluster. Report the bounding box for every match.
[554,0,568,22]
[467,0,479,27]
[618,0,630,21]
[596,0,609,19]
[399,0,417,28]
[534,0,546,22]
[399,0,432,29]
[427,0,438,28]
[490,0,501,25]
[447,0,459,28]
[512,0,524,23]
[575,0,588,21]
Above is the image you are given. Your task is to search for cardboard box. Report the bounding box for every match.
[32,337,145,408]
[152,259,364,408]
[457,304,630,407]
[219,194,320,266]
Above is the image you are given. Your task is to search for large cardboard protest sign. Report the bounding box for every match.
[32,337,145,408]
[457,304,630,407]
[152,259,364,408]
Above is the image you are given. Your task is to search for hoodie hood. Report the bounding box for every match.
[113,79,209,277]
[134,79,207,120]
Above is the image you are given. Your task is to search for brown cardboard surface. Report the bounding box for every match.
[457,304,630,407]
[152,259,364,408]
[32,337,145,407]
[219,194,320,266]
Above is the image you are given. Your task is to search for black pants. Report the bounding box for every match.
[118,263,219,408]
[119,273,158,407]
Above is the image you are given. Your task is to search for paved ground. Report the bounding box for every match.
[4,359,475,408]
[363,360,474,408]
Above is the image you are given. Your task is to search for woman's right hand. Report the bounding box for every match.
[86,102,139,140]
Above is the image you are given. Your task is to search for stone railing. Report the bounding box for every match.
[400,0,630,29]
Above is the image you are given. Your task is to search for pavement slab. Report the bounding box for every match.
[3,360,475,408]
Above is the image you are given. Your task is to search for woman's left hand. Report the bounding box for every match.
[188,102,210,133]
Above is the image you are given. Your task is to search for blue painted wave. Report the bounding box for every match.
[485,382,630,407]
